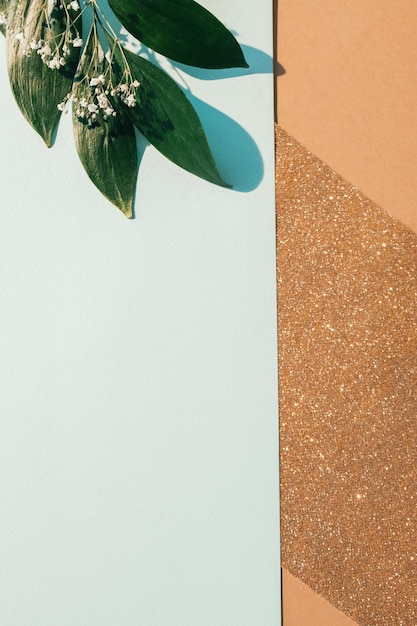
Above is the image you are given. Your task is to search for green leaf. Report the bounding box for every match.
[109,42,230,188]
[6,0,82,146]
[73,105,138,218]
[108,0,248,69]
[0,0,9,36]
[72,29,137,217]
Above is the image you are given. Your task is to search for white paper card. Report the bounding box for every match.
[0,1,280,623]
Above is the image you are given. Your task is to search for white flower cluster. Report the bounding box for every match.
[0,12,7,26]
[110,78,140,108]
[29,36,81,68]
[15,0,82,70]
[58,71,141,127]
[10,0,142,128]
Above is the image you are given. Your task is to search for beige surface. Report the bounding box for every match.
[276,125,417,626]
[282,570,358,626]
[276,0,417,233]
[276,9,417,621]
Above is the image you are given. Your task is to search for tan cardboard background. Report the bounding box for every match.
[276,3,417,624]
[276,0,417,234]
[282,571,358,626]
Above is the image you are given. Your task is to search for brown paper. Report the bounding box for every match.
[276,0,417,234]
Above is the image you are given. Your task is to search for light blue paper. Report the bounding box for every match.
[0,1,280,623]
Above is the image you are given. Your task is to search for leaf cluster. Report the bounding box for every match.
[1,0,248,217]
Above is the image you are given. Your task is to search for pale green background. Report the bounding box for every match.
[0,1,280,623]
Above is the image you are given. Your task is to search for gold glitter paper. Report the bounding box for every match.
[276,125,417,626]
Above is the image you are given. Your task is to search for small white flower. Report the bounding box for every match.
[72,37,83,47]
[40,44,52,56]
[97,94,108,108]
[87,103,98,113]
[90,75,105,87]
[68,1,80,10]
[126,94,136,107]
[46,56,61,69]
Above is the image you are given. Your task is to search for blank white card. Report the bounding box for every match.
[0,1,279,623]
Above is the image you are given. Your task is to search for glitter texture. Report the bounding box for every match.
[276,125,417,626]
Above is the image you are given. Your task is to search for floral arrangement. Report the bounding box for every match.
[0,0,247,217]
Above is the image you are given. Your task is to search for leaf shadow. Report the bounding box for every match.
[172,45,274,81]
[131,129,149,219]
[186,96,264,193]
[49,123,59,148]
[132,99,263,195]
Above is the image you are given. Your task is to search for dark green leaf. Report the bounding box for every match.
[72,28,137,217]
[73,105,138,218]
[108,0,248,69]
[0,0,9,36]
[109,42,230,187]
[6,0,82,146]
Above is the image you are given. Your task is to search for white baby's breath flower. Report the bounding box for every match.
[97,93,108,108]
[39,43,52,56]
[125,93,136,107]
[48,56,61,69]
[90,75,105,87]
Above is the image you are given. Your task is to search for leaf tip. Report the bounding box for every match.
[235,49,249,69]
[210,176,232,189]
[38,126,53,148]
[119,202,133,219]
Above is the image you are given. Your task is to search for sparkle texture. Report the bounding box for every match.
[276,125,417,626]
